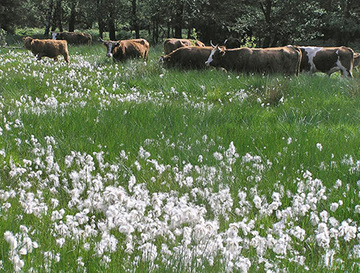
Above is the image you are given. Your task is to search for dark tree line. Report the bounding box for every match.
[1,0,360,46]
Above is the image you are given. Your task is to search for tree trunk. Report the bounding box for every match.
[51,0,63,32]
[340,0,350,45]
[69,0,77,32]
[44,0,54,36]
[109,17,116,40]
[97,0,104,38]
[260,0,272,47]
[152,21,159,44]
[167,21,170,37]
[132,0,140,38]
[174,0,183,38]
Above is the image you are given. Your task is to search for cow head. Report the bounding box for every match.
[205,45,225,66]
[22,37,33,49]
[354,53,360,68]
[52,31,58,40]
[159,55,170,65]
[224,38,241,49]
[101,39,120,58]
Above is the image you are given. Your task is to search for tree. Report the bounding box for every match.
[0,0,25,33]
[68,0,78,32]
[51,0,64,32]
[44,0,54,36]
[131,0,140,38]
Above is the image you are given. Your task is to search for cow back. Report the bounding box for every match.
[164,39,205,55]
[56,32,92,45]
[300,46,354,76]
[113,39,149,61]
[208,46,301,75]
[161,46,213,69]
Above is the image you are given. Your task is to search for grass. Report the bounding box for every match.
[1,40,360,272]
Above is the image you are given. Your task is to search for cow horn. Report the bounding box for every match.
[210,40,215,48]
[99,38,105,42]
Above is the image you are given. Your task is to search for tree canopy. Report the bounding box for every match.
[1,0,360,46]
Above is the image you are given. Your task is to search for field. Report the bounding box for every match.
[1,41,360,272]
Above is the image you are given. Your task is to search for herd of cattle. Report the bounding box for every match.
[21,31,360,78]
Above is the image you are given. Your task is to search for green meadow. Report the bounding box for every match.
[1,41,360,272]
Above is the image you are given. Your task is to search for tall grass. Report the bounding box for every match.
[1,42,360,272]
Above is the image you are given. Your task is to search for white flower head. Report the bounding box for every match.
[316,143,323,151]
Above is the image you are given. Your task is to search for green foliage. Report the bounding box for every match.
[2,0,360,46]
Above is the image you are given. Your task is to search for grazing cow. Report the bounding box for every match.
[205,45,301,75]
[163,38,205,55]
[224,38,241,49]
[299,46,354,77]
[101,38,149,62]
[159,46,215,69]
[23,36,69,63]
[52,31,92,45]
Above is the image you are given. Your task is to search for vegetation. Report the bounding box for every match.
[1,0,360,46]
[1,37,360,272]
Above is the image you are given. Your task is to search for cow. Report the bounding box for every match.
[224,38,241,49]
[101,38,149,62]
[52,31,92,45]
[159,46,215,69]
[163,38,205,55]
[205,45,302,75]
[299,46,354,77]
[23,36,69,63]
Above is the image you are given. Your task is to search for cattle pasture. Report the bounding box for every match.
[1,43,360,272]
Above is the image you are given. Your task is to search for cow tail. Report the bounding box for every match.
[345,46,354,77]
[292,46,302,76]
[349,47,354,76]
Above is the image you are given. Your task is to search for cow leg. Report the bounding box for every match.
[63,53,70,64]
[346,70,353,78]
[36,54,42,61]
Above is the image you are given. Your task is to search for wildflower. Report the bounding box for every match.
[316,143,323,151]
[338,221,357,241]
[4,231,17,250]
[10,254,24,272]
[253,195,262,209]
[213,152,223,161]
[315,223,330,248]
[329,202,338,212]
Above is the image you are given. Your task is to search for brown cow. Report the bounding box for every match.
[163,39,205,55]
[299,46,354,77]
[101,39,149,62]
[23,37,69,63]
[52,31,92,45]
[159,46,215,69]
[205,45,301,75]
